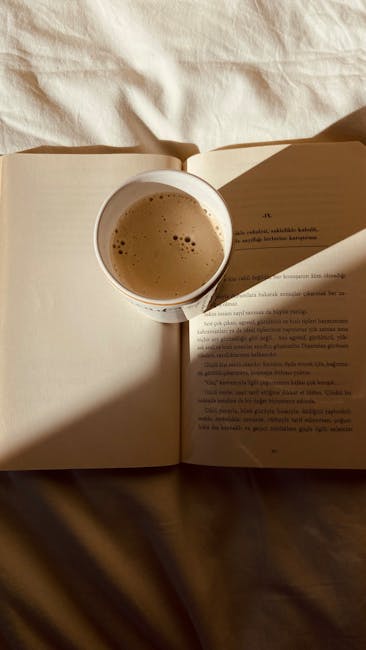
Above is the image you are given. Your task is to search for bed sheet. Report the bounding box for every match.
[1,0,365,154]
[1,1,366,648]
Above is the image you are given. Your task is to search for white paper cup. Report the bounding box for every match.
[94,169,232,323]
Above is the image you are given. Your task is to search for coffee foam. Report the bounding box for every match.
[110,192,224,299]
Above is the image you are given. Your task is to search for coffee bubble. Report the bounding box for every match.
[110,192,224,299]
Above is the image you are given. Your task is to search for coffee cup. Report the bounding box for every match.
[94,169,232,323]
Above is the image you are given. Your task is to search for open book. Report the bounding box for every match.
[0,141,365,469]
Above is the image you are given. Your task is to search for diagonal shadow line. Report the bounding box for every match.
[182,229,366,469]
[213,106,366,152]
[21,138,200,162]
[207,141,366,308]
[0,368,180,470]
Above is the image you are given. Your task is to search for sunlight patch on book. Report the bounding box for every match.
[186,144,290,188]
[0,153,181,469]
[187,142,366,309]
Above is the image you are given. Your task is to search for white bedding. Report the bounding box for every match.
[1,1,365,154]
[1,3,366,649]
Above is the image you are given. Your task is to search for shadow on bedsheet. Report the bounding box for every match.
[20,105,366,163]
[315,105,366,145]
[2,456,366,648]
[212,106,366,152]
[21,140,200,162]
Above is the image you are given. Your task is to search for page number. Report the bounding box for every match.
[261,212,272,218]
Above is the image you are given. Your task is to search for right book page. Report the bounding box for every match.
[182,142,366,468]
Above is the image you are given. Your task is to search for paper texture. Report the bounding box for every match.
[0,153,181,469]
[183,142,366,467]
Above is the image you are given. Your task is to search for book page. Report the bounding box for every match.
[0,153,182,469]
[183,142,366,467]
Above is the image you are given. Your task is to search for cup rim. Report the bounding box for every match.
[93,169,233,307]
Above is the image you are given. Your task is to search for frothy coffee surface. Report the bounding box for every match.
[110,192,224,299]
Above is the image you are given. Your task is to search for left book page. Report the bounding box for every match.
[0,153,182,469]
